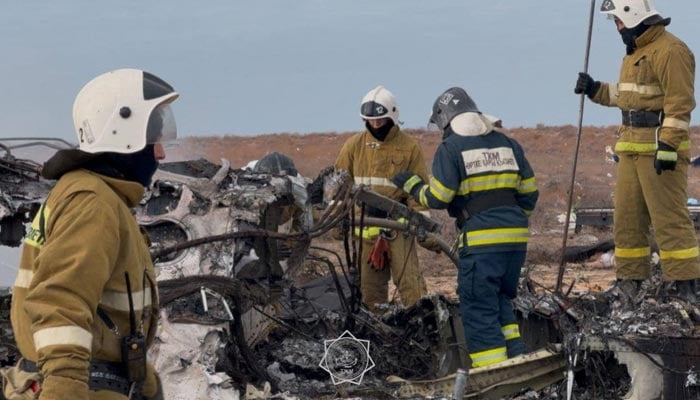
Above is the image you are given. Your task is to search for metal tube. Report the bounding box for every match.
[452,368,468,399]
[556,0,597,294]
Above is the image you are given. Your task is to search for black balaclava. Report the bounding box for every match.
[619,22,651,55]
[83,144,159,187]
[365,119,395,142]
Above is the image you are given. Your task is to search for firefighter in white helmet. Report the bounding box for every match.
[575,0,699,302]
[334,85,434,312]
[7,69,177,399]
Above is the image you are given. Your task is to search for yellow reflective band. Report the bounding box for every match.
[353,176,396,188]
[33,326,93,352]
[100,289,153,312]
[659,246,699,260]
[419,186,429,208]
[663,117,690,131]
[458,173,519,195]
[24,204,51,249]
[354,226,382,240]
[14,269,33,289]
[403,175,423,193]
[470,346,508,368]
[428,177,455,203]
[518,177,537,194]
[656,150,677,162]
[609,84,620,106]
[462,228,529,247]
[616,141,691,153]
[618,82,663,96]
[501,324,521,340]
[615,246,650,259]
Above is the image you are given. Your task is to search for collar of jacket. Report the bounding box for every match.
[82,169,145,208]
[450,112,494,137]
[364,124,400,143]
[634,25,665,49]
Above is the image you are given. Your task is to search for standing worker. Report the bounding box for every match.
[335,85,436,312]
[575,0,699,301]
[5,69,178,399]
[392,87,538,367]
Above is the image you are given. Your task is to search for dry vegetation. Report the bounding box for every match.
[168,126,700,298]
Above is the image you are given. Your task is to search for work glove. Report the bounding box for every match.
[574,72,601,98]
[392,171,423,197]
[417,235,442,254]
[654,142,677,175]
[367,235,391,271]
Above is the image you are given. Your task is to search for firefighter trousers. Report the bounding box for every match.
[614,154,700,281]
[359,232,427,312]
[457,251,526,367]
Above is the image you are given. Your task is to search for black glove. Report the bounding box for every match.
[574,72,601,98]
[392,171,423,196]
[654,142,677,175]
[307,166,335,204]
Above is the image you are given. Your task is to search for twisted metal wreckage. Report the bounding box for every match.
[0,140,699,399]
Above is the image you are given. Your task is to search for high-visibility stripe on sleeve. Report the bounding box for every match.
[33,326,93,351]
[418,185,429,208]
[618,83,663,96]
[403,175,423,194]
[502,323,521,340]
[354,176,396,188]
[428,177,455,203]
[662,117,690,131]
[659,246,699,261]
[608,84,619,106]
[615,246,650,259]
[14,269,33,289]
[470,346,507,368]
[518,177,537,194]
[100,290,153,312]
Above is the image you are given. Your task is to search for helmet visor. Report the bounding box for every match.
[146,104,177,144]
[360,101,389,120]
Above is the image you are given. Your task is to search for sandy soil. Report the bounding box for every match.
[168,125,700,300]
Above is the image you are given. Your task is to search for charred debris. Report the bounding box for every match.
[1,145,699,399]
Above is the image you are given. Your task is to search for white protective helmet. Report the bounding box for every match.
[72,68,179,154]
[360,85,400,125]
[600,0,660,28]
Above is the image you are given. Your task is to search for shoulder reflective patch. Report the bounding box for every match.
[461,147,519,175]
[14,269,34,289]
[33,325,93,352]
[24,203,51,249]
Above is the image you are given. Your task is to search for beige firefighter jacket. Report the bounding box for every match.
[335,126,430,232]
[10,169,159,399]
[591,25,696,157]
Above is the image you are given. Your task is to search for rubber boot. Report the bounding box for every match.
[668,280,698,304]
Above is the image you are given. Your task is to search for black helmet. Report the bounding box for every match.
[253,152,298,176]
[429,87,480,131]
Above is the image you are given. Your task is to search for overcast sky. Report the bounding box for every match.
[2,1,699,143]
[2,1,700,284]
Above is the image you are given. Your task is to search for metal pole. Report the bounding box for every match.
[556,0,597,294]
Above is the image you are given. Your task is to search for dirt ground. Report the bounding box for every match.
[168,125,700,301]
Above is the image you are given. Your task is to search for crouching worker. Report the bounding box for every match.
[5,69,178,399]
[392,87,539,367]
[335,85,433,313]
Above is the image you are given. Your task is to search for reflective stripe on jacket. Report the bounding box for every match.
[592,25,695,156]
[415,130,538,254]
[335,126,430,234]
[10,169,159,394]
